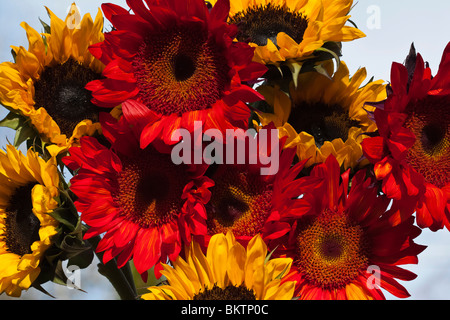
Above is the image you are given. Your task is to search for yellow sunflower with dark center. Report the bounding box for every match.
[208,0,365,78]
[255,61,386,170]
[0,3,105,156]
[0,146,59,297]
[142,231,295,300]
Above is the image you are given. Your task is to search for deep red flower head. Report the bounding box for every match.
[86,0,267,146]
[264,155,426,300]
[362,43,450,231]
[182,123,318,249]
[62,106,214,279]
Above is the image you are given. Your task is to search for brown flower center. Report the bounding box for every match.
[34,58,102,137]
[3,183,40,256]
[206,165,273,238]
[193,284,256,300]
[132,23,230,116]
[289,101,361,148]
[404,95,450,188]
[295,209,370,290]
[113,148,189,228]
[229,3,308,46]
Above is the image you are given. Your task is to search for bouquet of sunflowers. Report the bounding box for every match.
[0,0,448,302]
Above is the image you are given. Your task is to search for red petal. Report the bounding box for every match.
[430,42,450,93]
[133,228,162,274]
[390,62,409,97]
[122,99,157,137]
[362,136,386,163]
[102,3,130,23]
[210,0,229,22]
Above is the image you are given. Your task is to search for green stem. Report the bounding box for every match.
[88,236,138,300]
[56,171,138,299]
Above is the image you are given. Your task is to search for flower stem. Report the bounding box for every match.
[88,236,138,300]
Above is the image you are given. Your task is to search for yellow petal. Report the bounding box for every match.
[227,242,246,286]
[263,279,296,300]
[186,241,214,289]
[265,257,293,281]
[161,261,196,298]
[11,46,41,80]
[206,232,229,288]
[20,22,46,68]
[345,282,373,300]
[45,6,71,64]
[244,234,267,290]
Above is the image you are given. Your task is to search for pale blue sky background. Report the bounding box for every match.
[0,0,450,300]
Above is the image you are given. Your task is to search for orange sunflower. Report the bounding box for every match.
[362,43,450,231]
[87,0,267,147]
[63,103,214,279]
[262,155,426,299]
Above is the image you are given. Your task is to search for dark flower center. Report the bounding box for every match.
[132,24,230,116]
[229,3,308,46]
[295,209,370,290]
[421,123,445,153]
[193,284,256,300]
[405,95,450,188]
[3,183,40,256]
[33,58,102,137]
[173,54,196,82]
[114,147,189,228]
[320,236,344,261]
[206,166,273,238]
[289,102,361,148]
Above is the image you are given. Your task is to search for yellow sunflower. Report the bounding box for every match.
[209,0,364,74]
[142,231,295,300]
[0,145,60,297]
[255,61,387,170]
[0,3,104,156]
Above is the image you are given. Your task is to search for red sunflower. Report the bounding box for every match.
[86,0,267,146]
[200,127,320,247]
[263,155,426,299]
[62,105,213,279]
[362,43,450,231]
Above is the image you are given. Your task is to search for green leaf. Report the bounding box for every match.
[10,49,17,63]
[0,111,25,130]
[68,247,94,270]
[275,263,291,280]
[59,234,92,260]
[14,122,36,148]
[48,207,78,231]
[264,245,279,265]
[39,17,51,34]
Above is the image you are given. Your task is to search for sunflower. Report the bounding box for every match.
[362,43,450,231]
[209,0,365,77]
[142,231,295,300]
[202,130,317,246]
[262,155,426,299]
[0,3,105,156]
[86,0,267,147]
[0,145,59,297]
[255,61,386,170]
[62,103,214,279]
